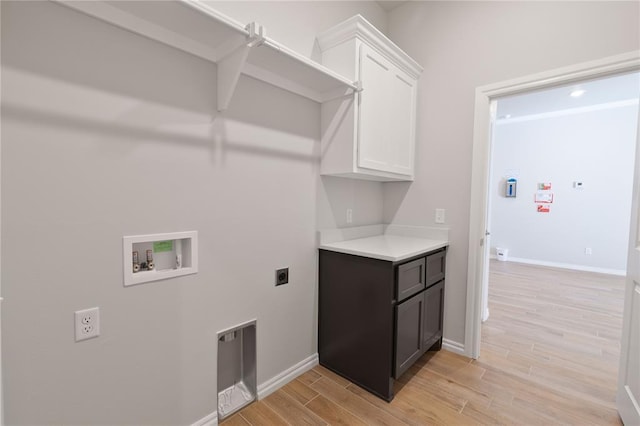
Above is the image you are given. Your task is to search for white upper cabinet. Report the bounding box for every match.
[317,15,423,181]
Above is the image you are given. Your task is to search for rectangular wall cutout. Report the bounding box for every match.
[218,320,257,419]
[123,231,198,286]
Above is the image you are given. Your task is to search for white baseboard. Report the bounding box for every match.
[257,353,319,399]
[491,255,625,276]
[191,353,319,426]
[442,338,465,355]
[191,411,217,426]
[482,308,490,322]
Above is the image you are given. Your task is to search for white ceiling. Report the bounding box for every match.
[376,1,408,12]
[496,72,640,119]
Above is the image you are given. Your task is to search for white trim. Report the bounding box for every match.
[191,411,217,426]
[624,385,640,419]
[496,98,639,124]
[316,14,423,79]
[243,62,324,103]
[466,50,640,359]
[490,255,626,276]
[259,39,358,91]
[482,308,490,323]
[257,353,319,399]
[442,339,465,355]
[190,353,318,426]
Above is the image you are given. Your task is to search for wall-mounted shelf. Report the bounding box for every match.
[123,231,198,287]
[56,0,359,109]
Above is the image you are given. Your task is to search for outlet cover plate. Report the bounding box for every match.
[75,307,100,341]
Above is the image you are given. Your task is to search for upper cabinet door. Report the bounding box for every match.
[358,44,392,173]
[317,15,423,182]
[389,69,417,176]
[358,44,417,176]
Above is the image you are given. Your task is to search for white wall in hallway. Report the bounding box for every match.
[490,102,638,273]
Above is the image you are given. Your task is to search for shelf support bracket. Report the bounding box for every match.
[217,45,250,111]
[217,22,267,112]
[245,22,266,48]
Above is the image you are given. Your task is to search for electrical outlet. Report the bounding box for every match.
[585,247,592,255]
[346,209,353,224]
[75,307,100,341]
[275,268,289,286]
[435,208,446,224]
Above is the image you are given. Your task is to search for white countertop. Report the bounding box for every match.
[319,234,448,262]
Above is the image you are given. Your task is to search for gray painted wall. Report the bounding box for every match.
[1,1,385,424]
[490,104,638,273]
[3,0,639,423]
[206,1,388,230]
[385,1,640,345]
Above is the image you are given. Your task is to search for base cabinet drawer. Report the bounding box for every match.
[396,257,425,302]
[426,249,446,286]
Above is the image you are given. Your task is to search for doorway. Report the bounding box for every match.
[476,71,639,414]
[466,51,640,421]
[465,51,640,358]
[483,71,639,320]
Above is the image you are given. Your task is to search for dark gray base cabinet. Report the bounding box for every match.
[318,247,446,401]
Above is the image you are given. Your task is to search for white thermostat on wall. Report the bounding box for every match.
[573,181,584,189]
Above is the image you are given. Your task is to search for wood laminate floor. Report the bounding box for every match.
[221,260,626,425]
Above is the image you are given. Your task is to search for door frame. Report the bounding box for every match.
[465,50,640,359]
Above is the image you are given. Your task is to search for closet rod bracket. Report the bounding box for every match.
[245,22,266,48]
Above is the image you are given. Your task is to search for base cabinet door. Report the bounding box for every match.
[423,280,444,350]
[394,293,424,378]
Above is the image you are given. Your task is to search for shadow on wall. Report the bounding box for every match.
[2,1,215,114]
[2,96,319,166]
[317,177,413,230]
[3,1,321,163]
[382,181,412,223]
[318,176,383,228]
